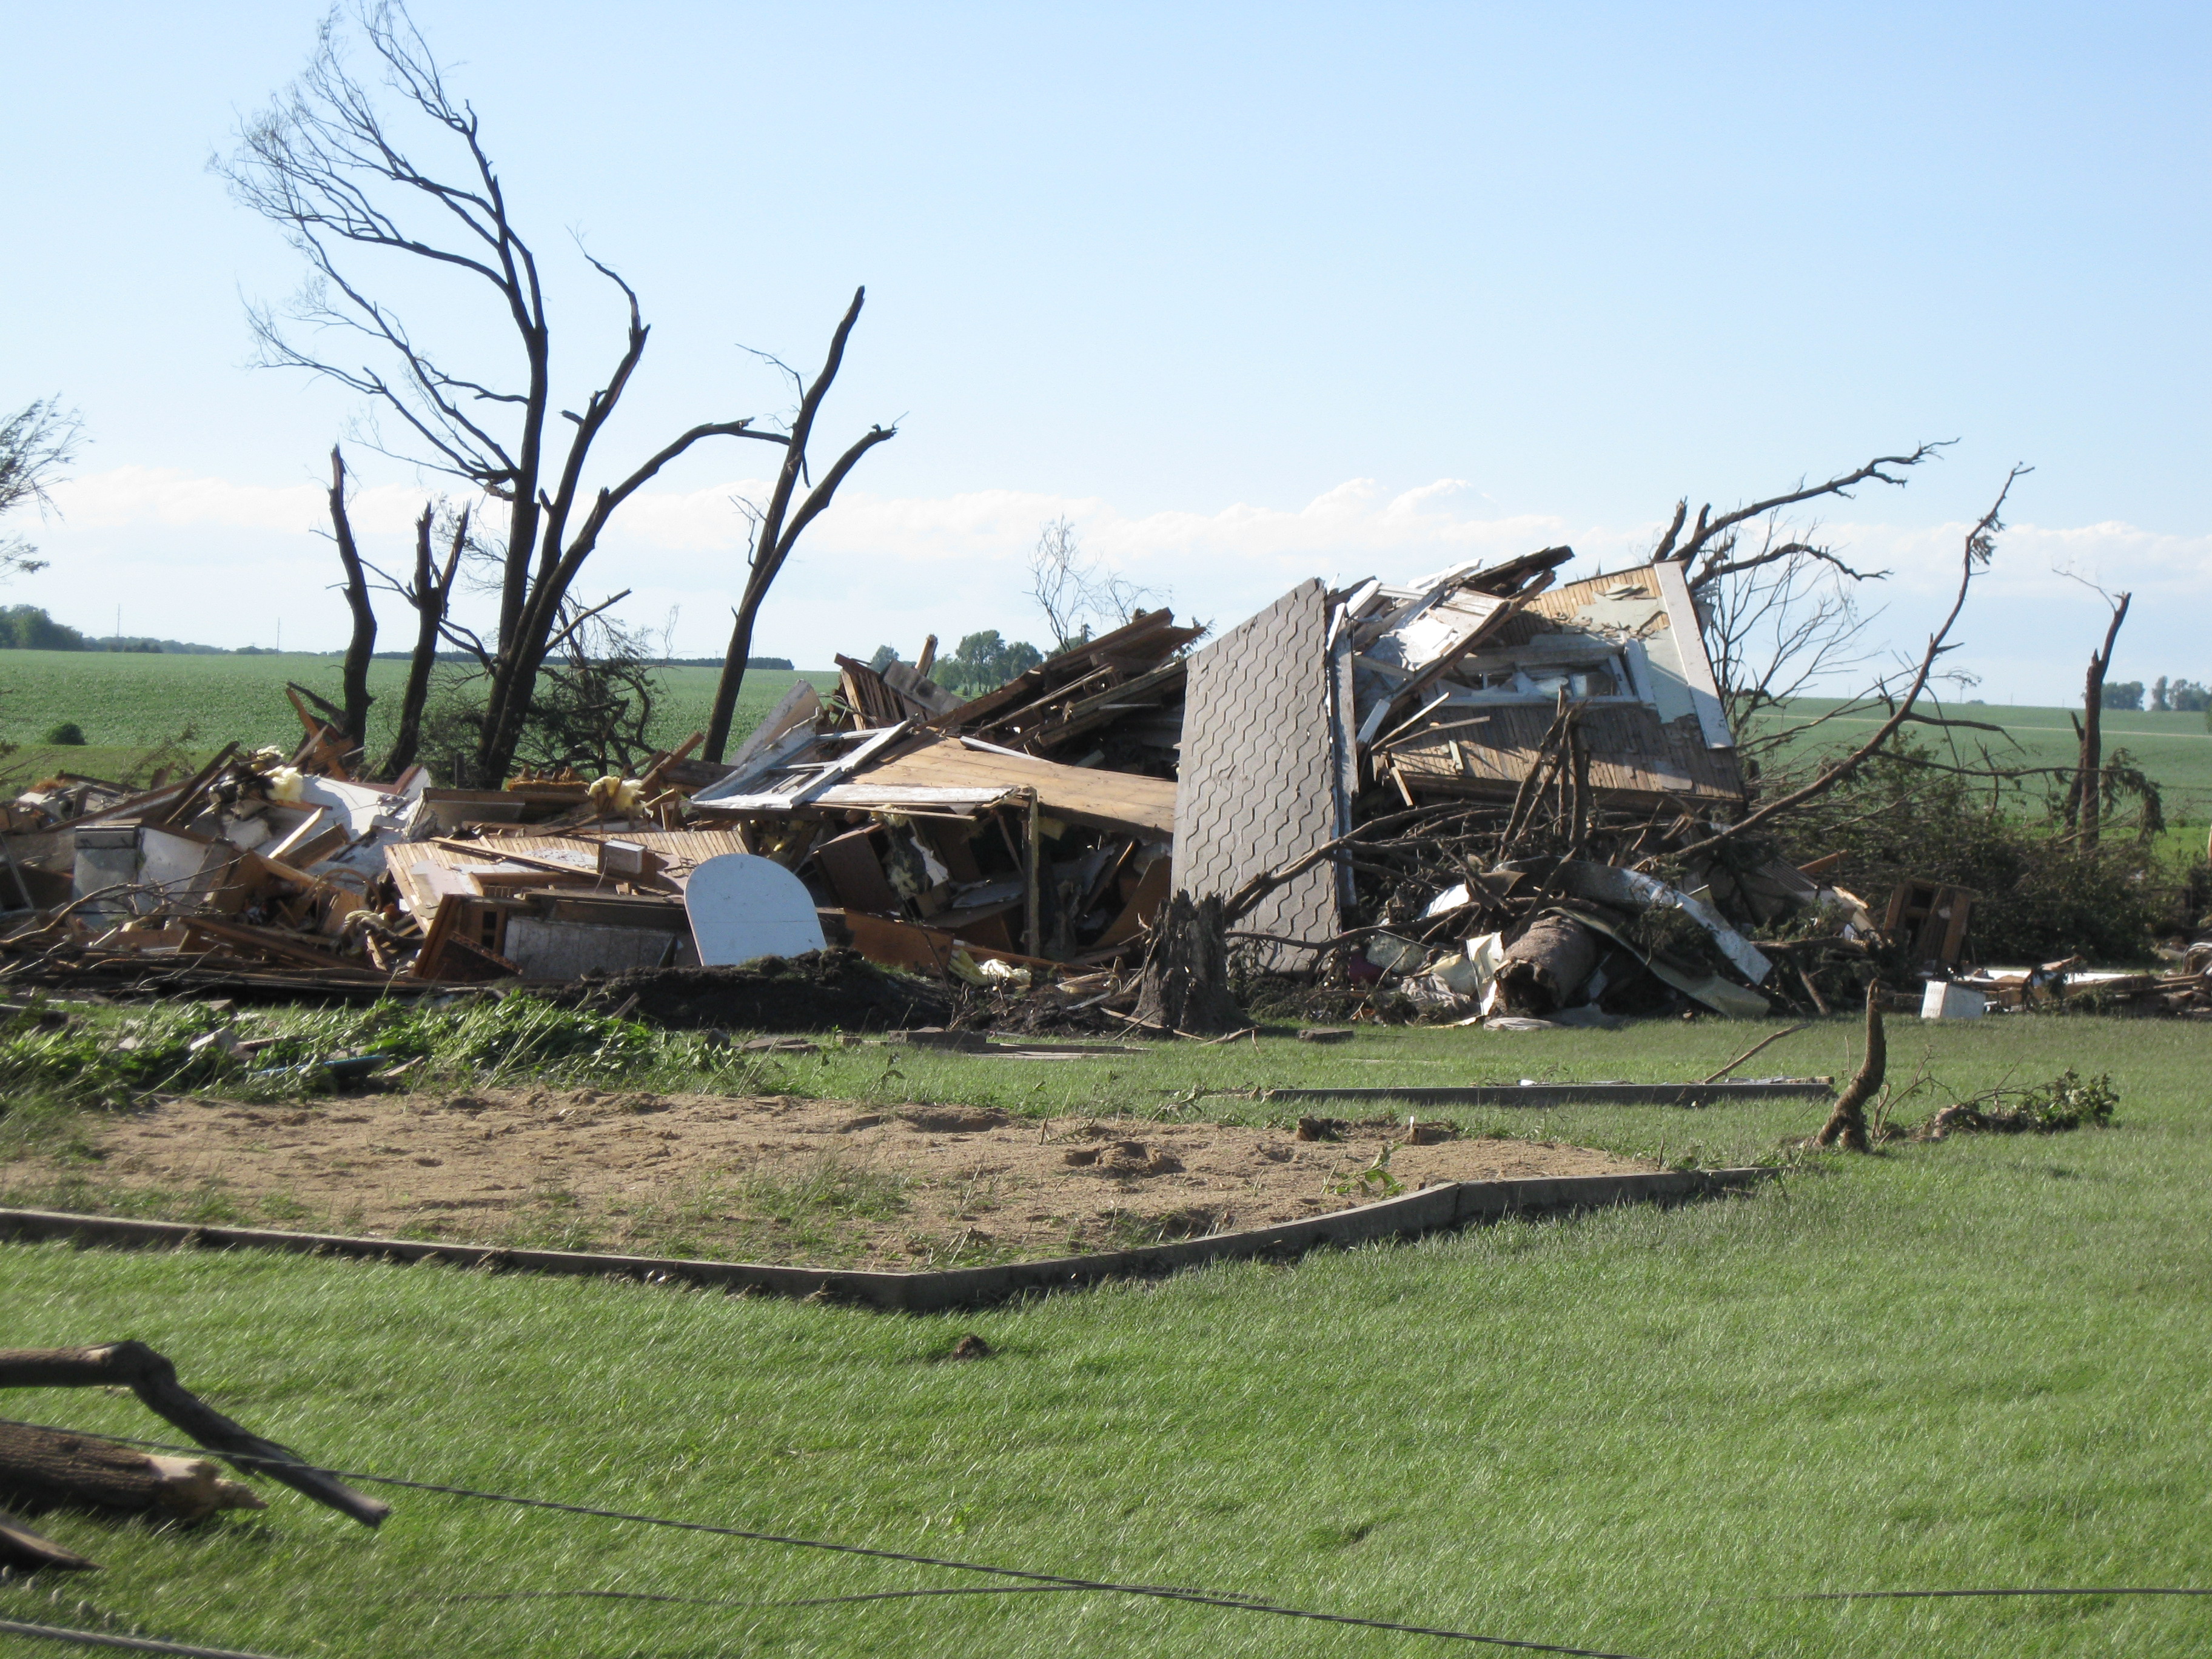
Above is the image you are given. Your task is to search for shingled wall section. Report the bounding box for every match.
[1173,579,1342,970]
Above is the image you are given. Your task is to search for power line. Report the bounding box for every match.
[0,1416,1640,1657]
[443,1584,1084,1608]
[0,1617,294,1659]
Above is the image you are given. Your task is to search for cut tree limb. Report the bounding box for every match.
[0,1342,387,1527]
[0,1421,263,1521]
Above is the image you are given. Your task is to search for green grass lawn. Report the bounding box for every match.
[3,1013,2210,1657]
[0,652,837,786]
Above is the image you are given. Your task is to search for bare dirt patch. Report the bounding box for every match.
[4,1089,1654,1270]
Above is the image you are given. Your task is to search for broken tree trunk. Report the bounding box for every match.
[1495,913,1599,1016]
[0,1342,387,1527]
[327,446,378,754]
[1814,981,1886,1151]
[0,1421,263,1521]
[1133,891,1245,1036]
[2066,591,2130,848]
[381,501,466,780]
[702,288,897,763]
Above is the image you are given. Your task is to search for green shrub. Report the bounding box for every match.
[41,720,85,745]
[1773,740,2167,965]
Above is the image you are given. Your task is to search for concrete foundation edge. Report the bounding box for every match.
[0,1167,1780,1313]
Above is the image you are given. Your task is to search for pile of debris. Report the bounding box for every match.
[2,559,2199,1027]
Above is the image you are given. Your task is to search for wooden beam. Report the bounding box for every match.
[1022,789,1042,959]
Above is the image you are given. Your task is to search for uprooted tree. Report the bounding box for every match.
[223,1,891,784]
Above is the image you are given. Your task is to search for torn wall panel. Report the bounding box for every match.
[1174,578,1341,968]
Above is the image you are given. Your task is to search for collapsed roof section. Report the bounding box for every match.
[1369,559,1746,809]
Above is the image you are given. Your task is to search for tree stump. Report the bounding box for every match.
[1814,981,1886,1151]
[1133,891,1245,1036]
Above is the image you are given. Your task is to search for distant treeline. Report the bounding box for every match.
[0,609,800,669]
[2104,678,2210,713]
[0,606,224,654]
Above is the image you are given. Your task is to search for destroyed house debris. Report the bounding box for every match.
[2,552,2202,1028]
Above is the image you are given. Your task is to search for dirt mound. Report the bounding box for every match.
[565,950,956,1033]
[953,988,1136,1038]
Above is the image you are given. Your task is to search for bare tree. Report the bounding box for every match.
[366,499,466,778]
[0,398,84,580]
[324,446,377,748]
[2060,581,2131,848]
[218,3,878,783]
[1649,444,1949,769]
[1660,465,2029,865]
[1026,516,1157,651]
[700,289,897,761]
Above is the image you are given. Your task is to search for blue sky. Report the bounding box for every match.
[3,2,2206,697]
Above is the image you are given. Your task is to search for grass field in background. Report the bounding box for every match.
[0,652,837,785]
[4,649,2208,822]
[1767,697,2212,823]
[4,1014,2211,1658]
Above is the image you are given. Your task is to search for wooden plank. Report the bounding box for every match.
[1023,790,1042,957]
[928,609,1197,732]
[841,911,1054,975]
[853,734,1176,836]
[691,722,911,809]
[177,916,357,972]
[1092,855,1171,949]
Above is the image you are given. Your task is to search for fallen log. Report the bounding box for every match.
[0,1420,263,1521]
[0,1342,387,1527]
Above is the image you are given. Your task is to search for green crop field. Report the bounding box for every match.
[3,1010,2211,1657]
[0,651,836,786]
[1765,697,2212,825]
[7,649,2211,826]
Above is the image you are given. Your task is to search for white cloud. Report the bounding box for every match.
[18,466,2212,700]
[49,466,431,537]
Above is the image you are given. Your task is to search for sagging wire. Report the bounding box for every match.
[0,1416,1641,1657]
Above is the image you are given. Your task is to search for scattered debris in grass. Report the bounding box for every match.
[1914,1068,2120,1139]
